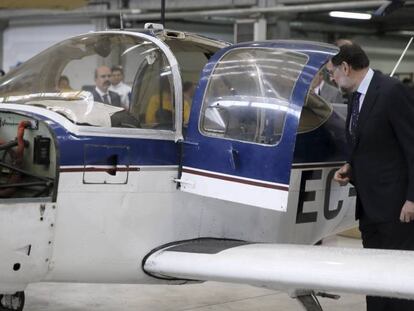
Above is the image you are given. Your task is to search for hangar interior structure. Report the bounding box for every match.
[0,0,414,79]
[0,1,414,311]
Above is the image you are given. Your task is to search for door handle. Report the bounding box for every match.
[106,154,118,176]
[228,147,239,170]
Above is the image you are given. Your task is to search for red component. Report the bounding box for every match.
[16,120,31,166]
[0,120,30,197]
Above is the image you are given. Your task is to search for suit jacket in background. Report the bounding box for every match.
[346,71,414,226]
[91,89,121,107]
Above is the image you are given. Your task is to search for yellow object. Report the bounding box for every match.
[145,93,191,126]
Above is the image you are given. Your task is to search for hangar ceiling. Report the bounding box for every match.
[0,0,413,37]
[0,0,87,10]
[296,3,414,35]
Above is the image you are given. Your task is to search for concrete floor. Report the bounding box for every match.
[24,236,365,311]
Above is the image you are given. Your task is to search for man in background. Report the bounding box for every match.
[109,66,131,110]
[92,65,121,107]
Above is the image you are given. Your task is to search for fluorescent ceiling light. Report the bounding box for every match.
[329,11,372,20]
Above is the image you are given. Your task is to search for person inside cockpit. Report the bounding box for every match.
[183,81,195,125]
[145,79,193,128]
[57,75,73,92]
[145,78,173,128]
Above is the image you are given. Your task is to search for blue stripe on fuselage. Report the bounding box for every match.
[57,133,178,167]
[4,110,178,167]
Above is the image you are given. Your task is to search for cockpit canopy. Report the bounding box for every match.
[0,31,224,129]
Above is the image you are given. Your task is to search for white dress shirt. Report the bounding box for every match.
[356,68,374,111]
[109,82,131,110]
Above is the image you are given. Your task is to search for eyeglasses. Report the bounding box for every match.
[99,74,111,78]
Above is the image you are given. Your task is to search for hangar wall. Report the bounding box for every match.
[2,23,95,72]
[2,21,413,78]
[0,0,413,79]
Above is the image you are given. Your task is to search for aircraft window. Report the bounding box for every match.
[172,51,206,126]
[298,67,342,133]
[0,33,175,130]
[310,67,344,104]
[164,39,223,127]
[299,93,333,133]
[200,48,307,145]
[130,51,175,130]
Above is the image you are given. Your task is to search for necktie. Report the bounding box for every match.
[350,91,361,146]
[103,94,110,105]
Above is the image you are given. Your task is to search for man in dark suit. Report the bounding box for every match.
[91,65,121,107]
[329,43,414,310]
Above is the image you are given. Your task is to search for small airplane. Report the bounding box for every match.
[1,24,414,311]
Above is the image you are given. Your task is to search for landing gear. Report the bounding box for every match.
[294,290,340,311]
[0,292,25,311]
[297,292,323,311]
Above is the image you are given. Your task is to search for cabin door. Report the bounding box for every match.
[179,45,310,211]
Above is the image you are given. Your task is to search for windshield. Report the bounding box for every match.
[0,32,173,128]
[200,48,308,145]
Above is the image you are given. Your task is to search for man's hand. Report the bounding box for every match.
[334,163,352,186]
[400,200,414,223]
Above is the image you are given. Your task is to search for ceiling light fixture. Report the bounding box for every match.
[329,11,372,20]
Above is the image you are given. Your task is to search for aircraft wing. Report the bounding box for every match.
[143,239,414,299]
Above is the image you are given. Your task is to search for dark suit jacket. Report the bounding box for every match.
[346,71,414,225]
[91,89,121,107]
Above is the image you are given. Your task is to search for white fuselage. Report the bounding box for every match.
[0,106,356,294]
[44,165,356,284]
